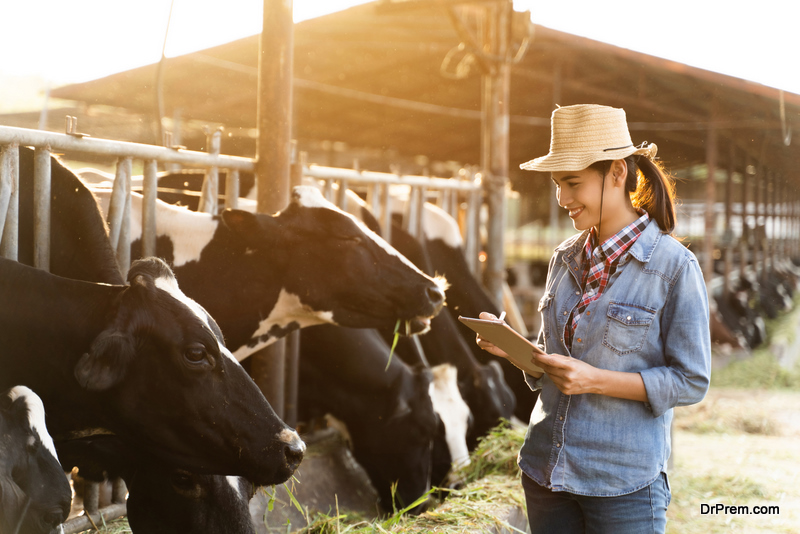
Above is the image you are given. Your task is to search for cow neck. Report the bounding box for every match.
[0,259,121,387]
[168,220,284,353]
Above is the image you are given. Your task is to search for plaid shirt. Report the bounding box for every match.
[564,210,650,351]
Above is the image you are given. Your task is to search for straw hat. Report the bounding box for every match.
[520,104,657,172]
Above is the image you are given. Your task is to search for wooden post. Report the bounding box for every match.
[549,62,562,253]
[722,141,734,299]
[251,0,295,417]
[752,160,762,281]
[738,152,750,281]
[481,0,512,307]
[703,124,717,282]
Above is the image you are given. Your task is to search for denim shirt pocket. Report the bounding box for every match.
[603,302,657,355]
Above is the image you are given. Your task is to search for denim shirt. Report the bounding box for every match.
[518,220,711,497]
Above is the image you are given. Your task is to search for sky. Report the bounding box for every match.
[1,0,799,105]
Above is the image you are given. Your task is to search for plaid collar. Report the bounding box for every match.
[584,210,651,270]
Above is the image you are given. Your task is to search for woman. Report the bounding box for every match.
[477,104,711,533]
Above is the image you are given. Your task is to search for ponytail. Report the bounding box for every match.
[625,155,677,234]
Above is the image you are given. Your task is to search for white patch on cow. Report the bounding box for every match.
[91,188,219,267]
[153,276,240,365]
[226,476,244,501]
[421,203,464,249]
[7,386,59,461]
[278,428,306,451]
[232,289,335,361]
[428,364,471,469]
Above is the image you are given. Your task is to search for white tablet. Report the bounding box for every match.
[458,316,545,375]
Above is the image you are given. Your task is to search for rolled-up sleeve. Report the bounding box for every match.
[639,257,711,418]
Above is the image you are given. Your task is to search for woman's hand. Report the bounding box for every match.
[474,312,511,359]
[532,353,649,401]
[532,352,602,395]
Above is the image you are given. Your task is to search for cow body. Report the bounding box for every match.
[0,386,71,534]
[0,256,304,487]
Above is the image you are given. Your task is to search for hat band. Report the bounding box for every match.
[603,144,633,152]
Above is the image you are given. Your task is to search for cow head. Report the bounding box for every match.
[73,258,305,486]
[218,187,446,358]
[0,386,71,534]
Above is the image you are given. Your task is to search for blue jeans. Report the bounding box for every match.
[522,471,671,534]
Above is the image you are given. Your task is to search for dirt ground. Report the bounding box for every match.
[668,388,800,533]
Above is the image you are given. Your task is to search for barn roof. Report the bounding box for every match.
[49,0,799,189]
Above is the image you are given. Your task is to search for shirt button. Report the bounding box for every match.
[627,316,632,321]
[586,311,591,316]
[563,311,568,316]
[556,443,561,448]
[575,291,580,295]
[559,416,564,421]
[576,338,582,343]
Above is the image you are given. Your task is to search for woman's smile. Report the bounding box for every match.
[568,206,585,219]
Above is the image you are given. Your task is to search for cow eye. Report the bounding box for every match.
[184,344,208,364]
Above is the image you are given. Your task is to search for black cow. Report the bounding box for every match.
[379,211,516,450]
[298,324,439,514]
[0,386,71,534]
[58,436,256,534]
[89,186,446,360]
[335,192,516,450]
[0,256,304,487]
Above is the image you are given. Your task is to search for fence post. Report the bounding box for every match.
[0,144,19,260]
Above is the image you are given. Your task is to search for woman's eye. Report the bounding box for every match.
[184,346,208,363]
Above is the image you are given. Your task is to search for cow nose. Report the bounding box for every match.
[426,285,445,309]
[285,440,305,470]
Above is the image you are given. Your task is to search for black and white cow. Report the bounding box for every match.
[0,386,71,534]
[298,324,439,514]
[88,186,447,360]
[0,256,304,487]
[417,203,539,421]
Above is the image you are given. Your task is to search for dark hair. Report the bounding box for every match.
[589,155,677,234]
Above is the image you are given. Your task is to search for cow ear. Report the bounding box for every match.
[74,330,135,391]
[221,209,277,248]
[127,257,174,288]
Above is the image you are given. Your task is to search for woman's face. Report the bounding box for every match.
[552,166,607,233]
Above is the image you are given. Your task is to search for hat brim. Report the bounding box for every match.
[520,144,657,172]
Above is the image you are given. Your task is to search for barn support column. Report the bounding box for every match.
[763,170,773,284]
[549,62,562,253]
[752,159,763,281]
[702,122,718,282]
[480,0,512,307]
[251,0,295,417]
[739,152,751,281]
[722,141,735,299]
